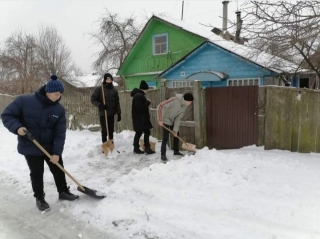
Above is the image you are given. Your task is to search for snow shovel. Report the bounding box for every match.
[23,129,106,199]
[162,125,197,152]
[139,139,156,152]
[101,84,114,156]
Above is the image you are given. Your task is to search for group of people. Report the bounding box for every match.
[1,73,194,211]
[90,73,194,162]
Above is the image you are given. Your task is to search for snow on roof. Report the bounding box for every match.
[154,14,299,73]
[66,73,118,88]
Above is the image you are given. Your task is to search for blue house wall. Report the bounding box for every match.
[162,42,279,87]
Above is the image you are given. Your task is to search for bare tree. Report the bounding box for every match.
[0,30,40,93]
[69,63,84,76]
[0,26,77,95]
[37,26,72,79]
[241,1,320,82]
[90,10,143,72]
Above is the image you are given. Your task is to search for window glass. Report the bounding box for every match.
[154,34,167,55]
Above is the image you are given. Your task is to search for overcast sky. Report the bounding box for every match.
[0,0,243,73]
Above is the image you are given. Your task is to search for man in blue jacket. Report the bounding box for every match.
[1,75,79,211]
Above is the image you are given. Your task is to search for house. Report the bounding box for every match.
[117,14,301,89]
[117,15,208,90]
[159,39,298,88]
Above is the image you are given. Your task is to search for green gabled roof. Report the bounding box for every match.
[117,14,207,76]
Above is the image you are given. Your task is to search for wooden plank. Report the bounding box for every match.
[277,88,292,150]
[257,87,266,146]
[299,91,317,153]
[290,90,300,152]
[315,93,320,152]
[193,80,204,148]
[264,87,279,150]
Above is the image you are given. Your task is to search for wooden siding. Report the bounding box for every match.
[118,17,206,89]
[205,85,259,149]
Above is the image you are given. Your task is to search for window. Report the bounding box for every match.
[153,34,168,55]
[172,81,193,88]
[227,78,260,87]
[299,78,309,88]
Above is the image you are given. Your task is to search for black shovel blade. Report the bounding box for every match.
[77,186,106,199]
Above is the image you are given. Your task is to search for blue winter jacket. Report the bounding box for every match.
[1,85,66,156]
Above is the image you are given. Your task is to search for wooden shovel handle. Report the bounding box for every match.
[101,84,110,138]
[24,130,85,191]
[162,125,188,146]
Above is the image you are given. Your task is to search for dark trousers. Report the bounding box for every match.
[25,155,67,198]
[161,124,179,155]
[133,129,151,148]
[100,115,115,142]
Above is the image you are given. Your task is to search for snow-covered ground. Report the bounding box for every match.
[1,121,320,239]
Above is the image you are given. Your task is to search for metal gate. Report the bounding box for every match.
[205,85,259,149]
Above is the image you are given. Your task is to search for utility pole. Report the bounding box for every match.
[181,1,184,20]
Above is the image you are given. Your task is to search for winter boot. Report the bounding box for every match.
[161,155,168,163]
[144,146,155,155]
[59,187,79,201]
[36,193,50,211]
[133,147,144,154]
[174,151,184,156]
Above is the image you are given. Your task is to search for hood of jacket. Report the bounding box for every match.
[175,93,185,105]
[131,88,145,97]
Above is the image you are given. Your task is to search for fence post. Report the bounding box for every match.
[193,80,204,148]
[160,79,167,101]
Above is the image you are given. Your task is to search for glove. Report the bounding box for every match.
[117,114,121,122]
[99,104,108,111]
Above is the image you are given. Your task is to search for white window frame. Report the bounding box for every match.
[172,81,193,88]
[228,78,260,86]
[153,33,168,55]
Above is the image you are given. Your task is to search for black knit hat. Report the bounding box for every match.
[45,75,64,93]
[139,80,149,90]
[104,73,113,81]
[183,93,194,101]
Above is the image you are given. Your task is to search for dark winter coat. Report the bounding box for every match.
[131,88,152,132]
[1,85,66,156]
[90,83,121,116]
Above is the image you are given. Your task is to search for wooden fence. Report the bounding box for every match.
[264,86,320,153]
[0,94,15,115]
[0,82,203,149]
[4,85,320,152]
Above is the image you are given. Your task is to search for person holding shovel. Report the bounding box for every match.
[1,75,79,212]
[156,93,194,163]
[131,80,155,154]
[90,73,121,151]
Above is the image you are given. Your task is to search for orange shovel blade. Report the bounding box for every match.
[101,142,110,156]
[106,140,114,152]
[182,142,196,152]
